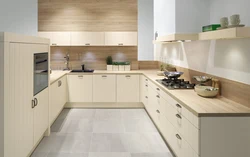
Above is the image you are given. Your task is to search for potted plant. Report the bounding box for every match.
[124,61,131,71]
[106,56,113,71]
[119,62,125,71]
[113,62,119,71]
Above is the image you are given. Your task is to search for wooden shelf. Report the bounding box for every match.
[199,27,250,40]
[153,33,198,44]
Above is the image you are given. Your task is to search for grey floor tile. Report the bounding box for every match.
[89,152,131,157]
[67,109,96,120]
[60,119,93,133]
[131,152,173,157]
[47,152,88,157]
[95,109,122,120]
[122,118,157,133]
[93,119,125,133]
[31,152,48,157]
[121,109,148,120]
[90,133,127,152]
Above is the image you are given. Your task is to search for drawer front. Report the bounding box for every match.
[160,115,195,157]
[166,102,199,154]
[148,80,161,94]
[147,86,161,126]
[160,90,199,129]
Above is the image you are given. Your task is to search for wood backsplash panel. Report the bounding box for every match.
[50,46,138,70]
[38,0,138,31]
[175,66,250,108]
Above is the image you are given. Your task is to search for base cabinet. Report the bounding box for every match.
[67,75,93,102]
[93,75,116,102]
[140,75,148,107]
[117,75,139,102]
[34,88,49,145]
[50,76,68,124]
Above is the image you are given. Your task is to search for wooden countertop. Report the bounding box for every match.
[50,70,250,117]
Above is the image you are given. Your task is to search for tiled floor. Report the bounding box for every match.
[32,109,173,157]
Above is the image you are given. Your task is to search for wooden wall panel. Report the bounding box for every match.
[50,46,138,70]
[38,0,138,32]
[173,65,250,109]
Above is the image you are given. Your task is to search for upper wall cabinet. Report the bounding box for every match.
[71,32,105,46]
[38,32,71,46]
[105,32,138,46]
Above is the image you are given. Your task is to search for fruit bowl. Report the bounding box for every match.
[195,85,219,98]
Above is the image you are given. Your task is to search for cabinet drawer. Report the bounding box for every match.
[160,90,199,128]
[148,80,161,93]
[166,102,199,154]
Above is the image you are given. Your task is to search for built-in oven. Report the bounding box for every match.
[34,52,49,96]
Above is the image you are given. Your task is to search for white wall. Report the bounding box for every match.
[154,0,176,36]
[138,0,154,60]
[175,0,210,33]
[210,0,250,26]
[0,0,38,36]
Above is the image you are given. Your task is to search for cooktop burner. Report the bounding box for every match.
[156,78,195,90]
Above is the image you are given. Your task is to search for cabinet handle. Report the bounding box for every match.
[176,134,182,140]
[176,104,182,109]
[118,43,124,46]
[52,43,57,46]
[145,85,148,87]
[145,96,148,99]
[58,80,62,87]
[31,100,35,109]
[145,79,148,81]
[156,88,160,91]
[85,43,90,46]
[126,75,131,78]
[156,110,160,114]
[156,95,160,98]
[102,75,107,78]
[34,98,38,107]
[176,114,182,119]
[78,75,83,79]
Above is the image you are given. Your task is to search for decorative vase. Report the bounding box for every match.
[107,65,113,71]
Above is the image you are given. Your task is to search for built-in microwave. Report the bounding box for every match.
[34,52,49,96]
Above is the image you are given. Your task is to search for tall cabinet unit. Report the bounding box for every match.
[0,32,50,157]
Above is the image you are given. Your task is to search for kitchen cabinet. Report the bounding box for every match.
[34,88,49,145]
[147,83,161,127]
[67,75,93,102]
[93,75,116,102]
[117,74,139,102]
[105,32,138,46]
[71,32,105,46]
[0,33,50,157]
[38,32,71,46]
[140,75,149,107]
[50,76,68,125]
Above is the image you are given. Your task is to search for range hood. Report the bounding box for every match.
[153,33,198,44]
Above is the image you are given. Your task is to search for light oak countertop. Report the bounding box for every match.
[50,70,250,117]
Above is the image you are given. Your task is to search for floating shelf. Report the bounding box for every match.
[153,33,198,44]
[199,27,250,40]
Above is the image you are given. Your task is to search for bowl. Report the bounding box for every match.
[193,76,212,84]
[195,85,219,98]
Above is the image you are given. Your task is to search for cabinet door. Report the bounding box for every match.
[147,85,161,126]
[38,32,71,46]
[6,43,34,157]
[93,75,116,102]
[117,75,139,102]
[71,32,105,46]
[34,88,49,144]
[140,75,148,106]
[68,75,93,102]
[50,79,59,124]
[105,32,138,46]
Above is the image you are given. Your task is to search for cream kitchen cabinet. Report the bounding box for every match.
[117,74,139,102]
[38,32,71,46]
[105,32,138,46]
[71,32,105,46]
[140,75,149,107]
[0,33,50,157]
[33,88,49,145]
[67,75,93,102]
[93,74,116,102]
[50,76,68,125]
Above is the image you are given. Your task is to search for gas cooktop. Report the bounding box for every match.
[156,78,195,90]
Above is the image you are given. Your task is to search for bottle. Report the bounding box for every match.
[155,31,158,40]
